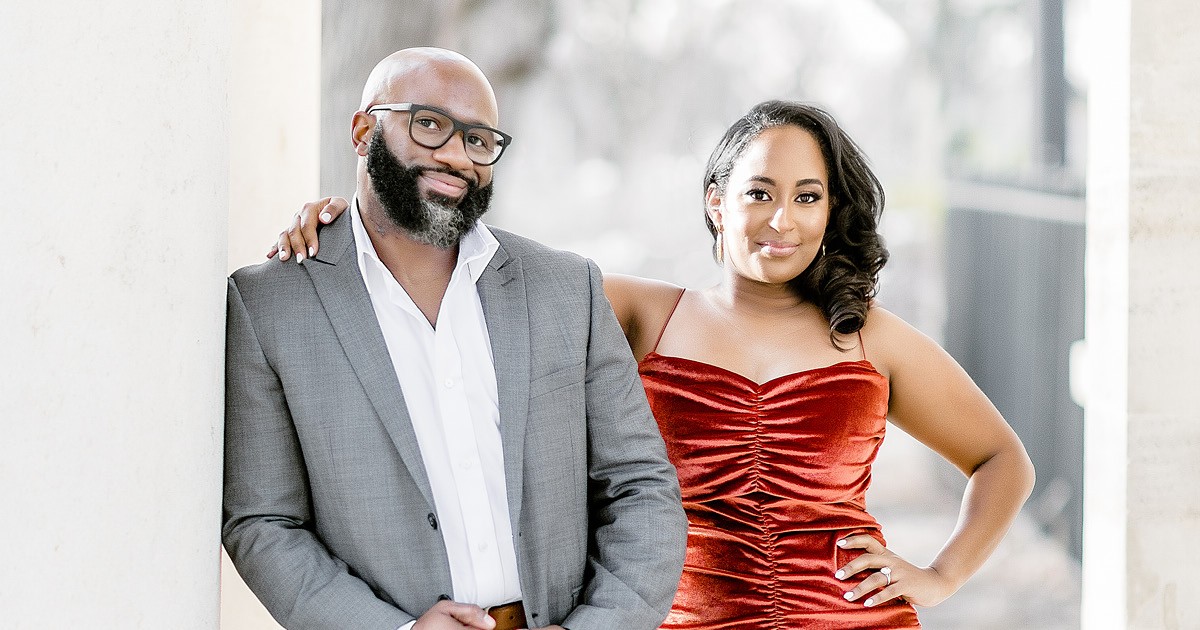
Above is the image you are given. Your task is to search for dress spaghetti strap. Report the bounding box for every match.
[649,288,687,354]
[856,329,868,362]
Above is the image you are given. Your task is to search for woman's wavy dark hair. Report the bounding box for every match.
[703,100,888,342]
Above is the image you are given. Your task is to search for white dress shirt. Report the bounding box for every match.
[350,202,522,626]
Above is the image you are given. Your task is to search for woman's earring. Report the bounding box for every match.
[821,243,827,257]
[716,228,725,264]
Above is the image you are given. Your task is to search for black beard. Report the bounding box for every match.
[365,125,493,249]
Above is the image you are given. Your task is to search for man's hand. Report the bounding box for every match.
[412,599,496,630]
[268,196,350,262]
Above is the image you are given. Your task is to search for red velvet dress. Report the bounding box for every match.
[639,351,921,629]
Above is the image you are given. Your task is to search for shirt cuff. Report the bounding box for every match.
[398,622,417,630]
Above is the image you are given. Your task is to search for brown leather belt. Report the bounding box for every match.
[487,600,527,630]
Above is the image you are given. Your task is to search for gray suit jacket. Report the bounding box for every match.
[223,214,686,630]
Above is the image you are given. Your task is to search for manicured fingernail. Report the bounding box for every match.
[865,598,875,607]
[835,570,845,579]
[280,250,289,260]
[296,252,305,263]
[308,246,315,258]
[843,592,853,600]
[320,212,332,222]
[837,539,848,547]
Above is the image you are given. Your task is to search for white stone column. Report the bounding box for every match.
[0,2,228,628]
[1083,0,1200,628]
[221,1,321,628]
[227,0,322,273]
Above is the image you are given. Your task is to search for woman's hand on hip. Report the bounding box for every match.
[834,533,958,608]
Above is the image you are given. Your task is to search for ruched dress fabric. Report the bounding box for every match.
[639,352,921,629]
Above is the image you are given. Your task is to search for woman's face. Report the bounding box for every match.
[708,125,830,285]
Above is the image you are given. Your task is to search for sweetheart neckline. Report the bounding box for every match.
[639,352,883,389]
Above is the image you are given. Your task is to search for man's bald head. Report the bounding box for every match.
[359,47,498,121]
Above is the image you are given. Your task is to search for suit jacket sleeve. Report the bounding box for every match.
[561,260,688,630]
[223,276,413,630]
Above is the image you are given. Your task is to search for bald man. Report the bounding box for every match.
[221,48,686,630]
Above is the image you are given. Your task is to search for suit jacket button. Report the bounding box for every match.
[427,513,438,530]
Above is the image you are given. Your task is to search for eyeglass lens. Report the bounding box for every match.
[409,108,504,165]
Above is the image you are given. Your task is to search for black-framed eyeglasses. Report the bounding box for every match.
[366,102,513,166]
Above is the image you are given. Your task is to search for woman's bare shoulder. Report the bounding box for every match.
[862,304,926,337]
[862,304,954,374]
[604,273,684,309]
[603,273,686,359]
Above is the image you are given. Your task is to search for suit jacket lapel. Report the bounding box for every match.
[305,215,436,511]
[477,241,530,529]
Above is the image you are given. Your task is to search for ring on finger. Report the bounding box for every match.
[879,566,892,586]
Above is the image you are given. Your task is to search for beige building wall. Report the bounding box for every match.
[0,2,229,628]
[221,1,321,629]
[1084,0,1200,628]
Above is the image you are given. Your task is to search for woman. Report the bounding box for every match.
[272,101,1034,628]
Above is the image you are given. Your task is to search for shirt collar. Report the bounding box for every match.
[350,197,500,296]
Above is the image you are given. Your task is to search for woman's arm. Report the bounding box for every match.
[838,306,1035,608]
[262,197,685,363]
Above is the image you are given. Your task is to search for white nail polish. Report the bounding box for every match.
[296,252,304,263]
[837,539,847,547]
[835,570,845,579]
[320,212,333,222]
[865,598,874,607]
[308,246,315,258]
[843,592,853,600]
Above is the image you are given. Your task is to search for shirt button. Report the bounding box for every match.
[444,378,454,388]
[427,513,438,530]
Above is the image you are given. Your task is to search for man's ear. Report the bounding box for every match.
[351,111,373,157]
[704,183,724,231]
